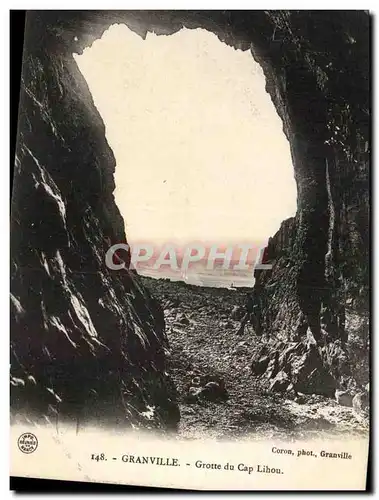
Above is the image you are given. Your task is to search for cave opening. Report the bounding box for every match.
[74,23,297,288]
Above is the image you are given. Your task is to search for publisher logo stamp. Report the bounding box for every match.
[18,433,38,454]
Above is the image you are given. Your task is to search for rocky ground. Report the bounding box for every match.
[140,276,369,442]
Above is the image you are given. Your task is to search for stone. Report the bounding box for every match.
[269,370,290,392]
[352,392,369,413]
[186,387,203,403]
[335,390,353,407]
[175,312,190,325]
[291,343,337,397]
[286,383,298,399]
[251,355,270,376]
[294,395,306,404]
[231,305,244,320]
[204,381,221,391]
[202,381,228,401]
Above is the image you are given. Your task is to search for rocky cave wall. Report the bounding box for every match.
[250,12,370,340]
[248,11,370,395]
[11,10,370,418]
[10,12,180,430]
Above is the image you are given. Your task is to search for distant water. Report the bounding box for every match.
[137,264,254,289]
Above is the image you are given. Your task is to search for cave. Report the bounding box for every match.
[11,11,370,430]
[72,22,297,283]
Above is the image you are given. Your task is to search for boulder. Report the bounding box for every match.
[352,392,369,413]
[202,381,228,401]
[250,339,340,397]
[291,343,337,397]
[335,390,353,407]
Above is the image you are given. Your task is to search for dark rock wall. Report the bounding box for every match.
[10,13,179,430]
[245,12,369,392]
[249,12,370,347]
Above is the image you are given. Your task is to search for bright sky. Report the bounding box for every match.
[74,24,296,245]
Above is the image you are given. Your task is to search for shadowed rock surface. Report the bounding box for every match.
[10,13,180,431]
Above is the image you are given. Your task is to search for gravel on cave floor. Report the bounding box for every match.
[140,276,369,442]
